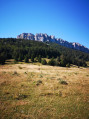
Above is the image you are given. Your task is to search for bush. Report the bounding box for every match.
[48,58,59,66]
[60,55,67,67]
[18,66,22,69]
[47,55,50,59]
[14,60,18,64]
[48,58,55,66]
[60,80,68,85]
[83,63,87,67]
[24,55,29,63]
[31,55,34,62]
[66,63,70,67]
[36,80,42,86]
[12,71,18,75]
[58,78,68,85]
[41,59,47,65]
[15,94,28,100]
[57,56,60,62]
[38,55,41,63]
[35,57,38,62]
[55,60,59,66]
[57,78,62,81]
[0,53,6,65]
[18,54,23,62]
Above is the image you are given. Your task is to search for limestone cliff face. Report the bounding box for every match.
[17,33,89,53]
[17,33,35,40]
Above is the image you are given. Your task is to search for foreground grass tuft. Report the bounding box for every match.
[15,94,28,100]
[60,80,68,85]
[36,80,42,86]
[57,78,68,85]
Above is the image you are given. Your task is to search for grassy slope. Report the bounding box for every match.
[0,61,89,119]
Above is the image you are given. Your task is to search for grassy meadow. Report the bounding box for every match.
[0,60,89,119]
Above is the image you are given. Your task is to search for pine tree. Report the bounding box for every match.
[18,54,23,62]
[57,56,60,62]
[0,53,6,65]
[48,58,55,66]
[24,55,29,63]
[38,55,41,63]
[41,59,47,65]
[31,55,34,62]
[60,55,67,67]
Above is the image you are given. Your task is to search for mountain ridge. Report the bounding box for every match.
[17,33,89,53]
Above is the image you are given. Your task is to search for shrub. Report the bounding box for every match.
[31,55,34,62]
[58,78,68,85]
[14,60,18,64]
[60,80,68,85]
[16,94,28,100]
[18,66,22,69]
[38,55,41,63]
[57,56,60,62]
[48,58,59,66]
[48,58,55,66]
[83,62,87,67]
[60,55,67,67]
[35,57,38,62]
[24,55,29,63]
[39,74,43,78]
[0,53,6,65]
[41,59,47,65]
[55,60,59,66]
[66,63,70,67]
[13,71,18,75]
[47,55,50,59]
[36,80,42,86]
[57,78,62,81]
[18,55,23,62]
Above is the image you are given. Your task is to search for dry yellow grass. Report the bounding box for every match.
[0,63,89,119]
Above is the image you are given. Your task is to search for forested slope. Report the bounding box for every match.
[0,38,89,67]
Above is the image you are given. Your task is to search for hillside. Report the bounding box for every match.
[0,38,89,119]
[0,38,89,67]
[17,33,89,53]
[49,42,89,61]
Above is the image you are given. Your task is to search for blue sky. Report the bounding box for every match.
[0,0,89,48]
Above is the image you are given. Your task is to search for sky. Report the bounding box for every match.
[0,0,89,48]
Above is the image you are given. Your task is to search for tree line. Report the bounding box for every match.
[0,38,89,67]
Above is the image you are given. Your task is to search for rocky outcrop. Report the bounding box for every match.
[17,33,35,40]
[17,33,89,53]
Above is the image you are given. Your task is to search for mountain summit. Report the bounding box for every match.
[17,33,89,53]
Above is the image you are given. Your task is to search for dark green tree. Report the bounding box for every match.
[18,55,23,62]
[31,54,34,62]
[47,55,50,59]
[66,63,70,67]
[48,58,55,66]
[0,52,6,65]
[57,56,60,62]
[41,59,47,65]
[55,60,59,66]
[13,51,19,62]
[24,55,29,63]
[38,55,41,63]
[60,55,67,67]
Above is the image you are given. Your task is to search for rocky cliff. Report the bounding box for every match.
[17,33,89,53]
